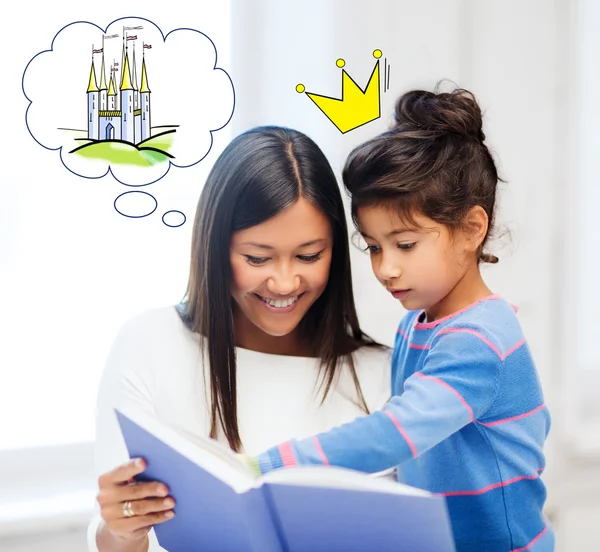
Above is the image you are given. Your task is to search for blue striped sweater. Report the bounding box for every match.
[252,296,555,552]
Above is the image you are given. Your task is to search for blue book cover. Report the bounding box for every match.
[115,407,456,552]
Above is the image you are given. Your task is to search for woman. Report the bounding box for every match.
[88,126,392,552]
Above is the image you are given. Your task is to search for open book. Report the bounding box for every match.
[115,406,456,552]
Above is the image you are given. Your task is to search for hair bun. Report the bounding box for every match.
[393,87,485,143]
[479,252,499,264]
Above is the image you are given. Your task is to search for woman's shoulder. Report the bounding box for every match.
[108,305,198,357]
[104,305,197,379]
[99,306,203,416]
[116,304,189,339]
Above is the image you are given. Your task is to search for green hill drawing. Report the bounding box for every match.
[69,128,176,167]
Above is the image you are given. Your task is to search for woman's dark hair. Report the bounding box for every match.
[179,126,382,452]
[342,85,502,263]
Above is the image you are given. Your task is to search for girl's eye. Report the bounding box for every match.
[245,255,269,265]
[363,245,380,254]
[297,253,322,263]
[397,242,416,251]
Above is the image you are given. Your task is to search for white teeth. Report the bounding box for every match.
[262,295,299,308]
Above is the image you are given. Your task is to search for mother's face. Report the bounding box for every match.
[230,197,333,338]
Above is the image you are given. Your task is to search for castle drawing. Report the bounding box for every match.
[86,41,151,144]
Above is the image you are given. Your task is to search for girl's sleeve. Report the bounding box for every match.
[86,316,168,552]
[250,326,502,475]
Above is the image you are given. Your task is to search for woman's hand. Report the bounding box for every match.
[96,458,176,542]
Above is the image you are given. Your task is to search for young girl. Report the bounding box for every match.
[245,90,555,552]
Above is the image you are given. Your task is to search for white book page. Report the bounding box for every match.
[115,405,255,493]
[116,406,427,498]
[260,465,430,497]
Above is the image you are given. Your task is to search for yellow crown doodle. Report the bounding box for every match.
[296,50,383,134]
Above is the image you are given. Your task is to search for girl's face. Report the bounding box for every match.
[230,197,333,341]
[357,205,476,320]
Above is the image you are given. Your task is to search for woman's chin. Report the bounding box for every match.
[255,317,302,338]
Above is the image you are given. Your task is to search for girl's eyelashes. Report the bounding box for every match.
[244,251,324,265]
[362,243,416,253]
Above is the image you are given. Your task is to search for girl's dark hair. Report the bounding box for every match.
[343,85,501,264]
[179,126,382,452]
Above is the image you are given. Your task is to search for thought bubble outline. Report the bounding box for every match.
[114,190,158,218]
[22,16,236,188]
[162,210,187,228]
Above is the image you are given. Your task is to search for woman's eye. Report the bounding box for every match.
[297,253,322,262]
[363,245,380,254]
[397,242,416,251]
[245,255,269,265]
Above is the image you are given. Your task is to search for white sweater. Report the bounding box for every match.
[87,306,392,551]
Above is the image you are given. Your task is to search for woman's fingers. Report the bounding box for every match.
[110,508,176,536]
[97,458,169,508]
[99,457,146,487]
[99,479,169,507]
[107,496,175,522]
[96,457,177,541]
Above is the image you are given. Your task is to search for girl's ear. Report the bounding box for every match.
[462,205,489,254]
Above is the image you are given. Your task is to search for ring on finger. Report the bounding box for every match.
[122,500,135,518]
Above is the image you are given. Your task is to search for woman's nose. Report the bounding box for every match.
[266,265,301,296]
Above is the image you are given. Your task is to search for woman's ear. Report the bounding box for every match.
[462,206,489,254]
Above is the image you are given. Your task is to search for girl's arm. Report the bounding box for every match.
[247,328,502,475]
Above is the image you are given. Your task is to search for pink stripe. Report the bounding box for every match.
[414,294,502,329]
[384,410,418,458]
[436,328,526,361]
[313,436,329,466]
[278,442,297,468]
[397,327,409,339]
[439,468,544,497]
[479,404,546,427]
[509,523,549,552]
[437,327,503,359]
[503,337,526,358]
[398,328,430,349]
[415,372,474,422]
[404,321,526,360]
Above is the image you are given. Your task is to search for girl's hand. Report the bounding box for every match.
[237,453,262,477]
[96,458,176,542]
